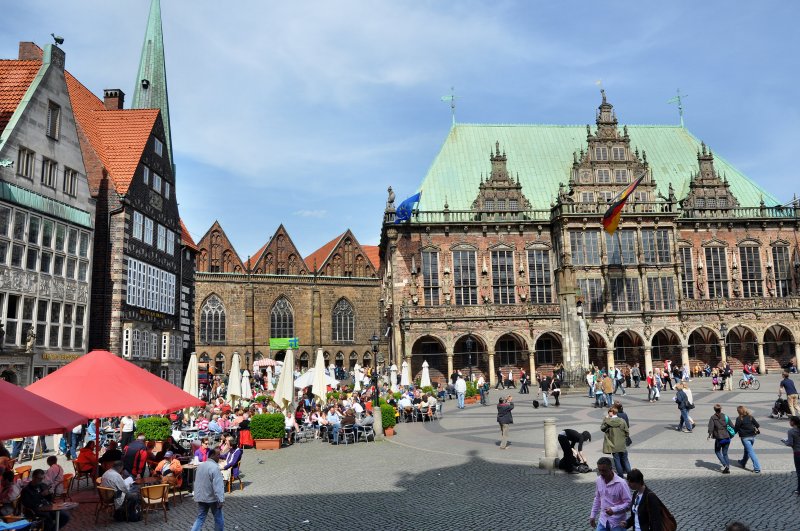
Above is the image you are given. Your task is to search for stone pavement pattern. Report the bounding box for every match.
[18,374,799,530]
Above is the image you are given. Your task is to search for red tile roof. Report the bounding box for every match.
[180,219,198,251]
[304,233,343,272]
[0,60,42,135]
[362,245,380,270]
[245,240,270,270]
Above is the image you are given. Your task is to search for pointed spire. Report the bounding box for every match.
[132,0,173,163]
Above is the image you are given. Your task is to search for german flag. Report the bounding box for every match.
[602,173,646,235]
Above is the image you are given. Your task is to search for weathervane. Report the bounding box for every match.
[667,88,688,127]
[440,86,459,126]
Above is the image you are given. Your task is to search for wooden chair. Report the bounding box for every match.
[13,465,31,481]
[95,486,117,525]
[140,483,169,524]
[59,473,74,501]
[225,461,243,493]
[72,460,92,491]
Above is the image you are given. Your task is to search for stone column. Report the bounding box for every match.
[606,348,615,371]
[795,341,800,365]
[529,351,537,380]
[644,347,653,377]
[680,345,690,370]
[488,351,496,387]
[446,345,454,381]
[539,418,559,470]
[757,342,766,374]
[719,339,727,365]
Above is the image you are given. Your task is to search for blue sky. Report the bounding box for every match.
[2,1,798,257]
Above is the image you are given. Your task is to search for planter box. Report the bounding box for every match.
[254,438,281,450]
[384,427,395,437]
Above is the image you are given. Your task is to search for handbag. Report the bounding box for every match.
[724,415,736,436]
[625,435,633,447]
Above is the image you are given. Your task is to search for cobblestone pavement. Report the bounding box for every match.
[16,374,799,530]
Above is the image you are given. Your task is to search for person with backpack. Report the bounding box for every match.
[707,403,736,474]
[601,406,631,479]
[734,405,761,473]
[625,468,676,531]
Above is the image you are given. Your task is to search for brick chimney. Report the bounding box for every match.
[103,89,125,110]
[18,42,43,61]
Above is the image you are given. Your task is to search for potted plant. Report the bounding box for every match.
[464,381,478,404]
[380,403,397,437]
[254,394,268,403]
[135,416,171,452]
[250,413,286,450]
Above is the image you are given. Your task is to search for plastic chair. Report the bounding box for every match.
[225,460,243,493]
[95,486,117,525]
[140,483,169,524]
[13,466,31,481]
[60,473,74,501]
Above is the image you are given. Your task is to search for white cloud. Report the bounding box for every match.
[293,209,327,219]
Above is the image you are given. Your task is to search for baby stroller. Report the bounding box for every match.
[770,397,791,419]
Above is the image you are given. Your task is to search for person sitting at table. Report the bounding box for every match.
[327,407,342,444]
[195,413,210,434]
[218,436,232,458]
[101,461,139,522]
[284,410,300,445]
[154,451,183,488]
[0,470,21,516]
[194,438,210,463]
[43,456,65,497]
[398,394,413,420]
[21,469,69,531]
[207,415,223,434]
[355,410,375,436]
[341,408,357,431]
[99,440,123,471]
[352,398,364,417]
[154,436,185,463]
[219,437,242,482]
[76,441,98,476]
[122,435,149,479]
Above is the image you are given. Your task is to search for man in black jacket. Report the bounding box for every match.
[625,469,674,531]
[497,396,514,449]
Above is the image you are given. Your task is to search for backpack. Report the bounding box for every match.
[724,415,736,437]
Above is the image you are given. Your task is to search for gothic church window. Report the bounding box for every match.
[270,297,294,339]
[453,250,478,305]
[200,295,226,344]
[680,248,694,299]
[332,298,355,343]
[773,246,791,297]
[739,246,763,298]
[422,251,440,306]
[704,247,729,298]
[527,249,552,304]
[491,250,515,304]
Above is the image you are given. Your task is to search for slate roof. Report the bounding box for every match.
[416,124,778,213]
[0,60,41,135]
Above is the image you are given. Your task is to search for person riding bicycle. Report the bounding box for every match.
[743,362,755,384]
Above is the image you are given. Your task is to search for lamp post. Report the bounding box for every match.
[370,333,383,437]
[465,334,475,382]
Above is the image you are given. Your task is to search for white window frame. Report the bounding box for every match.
[143,166,150,185]
[154,137,163,157]
[166,230,175,255]
[157,224,166,251]
[144,217,153,245]
[133,211,143,240]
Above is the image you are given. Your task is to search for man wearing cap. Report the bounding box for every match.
[155,451,183,488]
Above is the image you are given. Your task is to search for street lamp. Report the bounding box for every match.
[465,334,475,382]
[369,333,383,437]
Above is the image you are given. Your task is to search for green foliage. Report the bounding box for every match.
[421,386,436,396]
[380,403,397,429]
[465,381,478,398]
[135,416,171,441]
[392,392,402,400]
[326,390,341,401]
[250,413,286,440]
[254,395,269,403]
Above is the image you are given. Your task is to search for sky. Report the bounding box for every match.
[2,1,799,258]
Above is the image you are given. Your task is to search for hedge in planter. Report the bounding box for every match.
[250,413,286,440]
[380,403,397,430]
[135,416,171,441]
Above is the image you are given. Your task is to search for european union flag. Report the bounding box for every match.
[394,192,421,224]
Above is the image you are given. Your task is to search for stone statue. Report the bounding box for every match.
[25,326,36,354]
[696,260,706,298]
[480,271,491,303]
[766,263,776,297]
[730,259,741,297]
[442,270,452,305]
[385,186,396,212]
[516,269,528,301]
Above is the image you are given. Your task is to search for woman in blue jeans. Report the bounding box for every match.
[734,405,761,473]
[707,404,734,474]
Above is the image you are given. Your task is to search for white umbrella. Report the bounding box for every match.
[273,350,296,413]
[183,352,199,398]
[420,360,432,388]
[390,364,398,392]
[266,366,275,391]
[400,360,410,387]
[226,352,242,403]
[311,349,329,404]
[294,367,338,390]
[353,363,362,392]
[241,369,252,401]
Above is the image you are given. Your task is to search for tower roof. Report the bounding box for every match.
[132,0,173,162]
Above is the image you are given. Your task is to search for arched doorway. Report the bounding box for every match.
[299,351,309,370]
[495,333,528,381]
[335,352,345,368]
[588,332,607,368]
[348,351,358,370]
[214,353,225,375]
[726,326,757,369]
[534,332,563,374]
[411,335,446,384]
[454,334,488,380]
[652,329,681,366]
[764,324,794,369]
[0,369,17,385]
[688,327,720,367]
[613,331,643,370]
[362,352,372,368]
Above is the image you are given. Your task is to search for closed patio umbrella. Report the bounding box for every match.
[183,352,199,399]
[400,360,410,387]
[226,352,242,404]
[311,349,330,404]
[266,366,275,392]
[273,349,296,413]
[353,363,362,392]
[241,370,252,401]
[389,364,398,392]
[420,360,432,388]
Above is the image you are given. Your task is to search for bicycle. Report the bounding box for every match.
[738,376,760,390]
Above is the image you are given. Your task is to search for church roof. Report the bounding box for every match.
[0,60,41,135]
[180,219,198,251]
[304,233,342,272]
[416,124,777,213]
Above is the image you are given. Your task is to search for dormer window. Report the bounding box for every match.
[595,147,608,161]
[46,101,61,139]
[508,199,518,211]
[597,169,611,183]
[718,197,727,208]
[154,137,163,157]
[485,199,494,210]
[153,172,162,194]
[614,169,628,183]
[706,198,717,209]
[497,199,506,210]
[612,147,625,160]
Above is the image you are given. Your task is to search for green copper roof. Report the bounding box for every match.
[132,0,172,162]
[417,124,777,212]
[0,181,93,228]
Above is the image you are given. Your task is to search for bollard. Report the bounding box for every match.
[539,417,558,470]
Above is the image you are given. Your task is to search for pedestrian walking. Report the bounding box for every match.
[601,407,631,478]
[191,448,225,531]
[631,363,641,388]
[707,403,735,474]
[674,384,693,433]
[782,415,800,495]
[477,375,487,405]
[779,371,799,417]
[587,370,595,398]
[613,367,626,395]
[495,368,505,390]
[497,395,514,450]
[539,372,551,408]
[589,457,632,531]
[602,372,614,407]
[625,469,677,531]
[682,383,696,427]
[455,375,467,409]
[519,369,529,394]
[733,405,761,473]
[549,373,561,407]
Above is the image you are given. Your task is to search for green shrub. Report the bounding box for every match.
[380,403,397,429]
[326,391,341,401]
[421,386,435,396]
[392,392,402,400]
[250,413,286,440]
[135,416,171,441]
[465,381,477,398]
[254,395,268,403]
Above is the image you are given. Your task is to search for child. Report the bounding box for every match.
[43,455,64,496]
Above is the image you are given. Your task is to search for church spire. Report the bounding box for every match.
[132,0,173,163]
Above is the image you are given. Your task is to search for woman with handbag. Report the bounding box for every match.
[734,405,761,473]
[707,403,735,474]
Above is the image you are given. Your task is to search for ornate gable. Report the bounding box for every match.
[196,221,244,273]
[316,230,376,278]
[471,141,531,214]
[250,225,307,275]
[565,91,657,207]
[680,143,740,211]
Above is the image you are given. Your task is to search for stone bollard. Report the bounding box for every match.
[539,417,558,470]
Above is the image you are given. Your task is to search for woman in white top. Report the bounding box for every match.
[120,416,135,448]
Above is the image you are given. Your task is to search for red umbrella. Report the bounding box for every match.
[0,378,89,440]
[26,350,205,417]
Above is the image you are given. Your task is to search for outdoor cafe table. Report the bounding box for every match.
[39,501,78,531]
[181,463,198,490]
[134,476,161,486]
